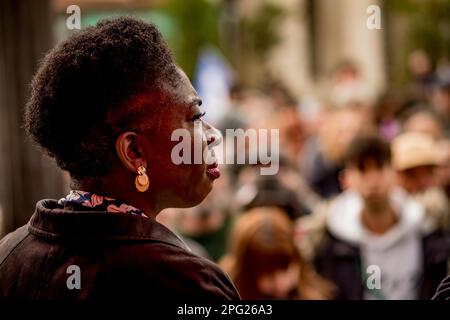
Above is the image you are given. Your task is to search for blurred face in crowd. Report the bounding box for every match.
[346,160,393,211]
[408,50,432,78]
[397,165,437,194]
[257,262,301,299]
[431,86,450,116]
[403,112,443,141]
[332,62,359,84]
[320,108,366,163]
[266,106,304,164]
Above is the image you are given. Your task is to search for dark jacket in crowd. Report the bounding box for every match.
[314,230,450,300]
[302,138,343,199]
[0,200,240,300]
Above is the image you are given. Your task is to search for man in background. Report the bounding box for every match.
[392,132,449,231]
[308,135,449,299]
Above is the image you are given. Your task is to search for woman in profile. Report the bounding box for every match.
[220,207,335,299]
[0,17,239,300]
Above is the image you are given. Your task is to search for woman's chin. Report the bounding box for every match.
[179,180,213,208]
[195,179,214,204]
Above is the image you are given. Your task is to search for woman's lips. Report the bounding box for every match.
[206,163,221,180]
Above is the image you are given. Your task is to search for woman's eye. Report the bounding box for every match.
[191,111,206,122]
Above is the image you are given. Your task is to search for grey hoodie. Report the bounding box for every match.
[326,188,431,300]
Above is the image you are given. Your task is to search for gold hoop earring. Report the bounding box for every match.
[135,166,149,192]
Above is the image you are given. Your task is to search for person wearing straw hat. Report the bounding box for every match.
[392,132,449,231]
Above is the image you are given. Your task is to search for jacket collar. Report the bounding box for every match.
[28,199,189,250]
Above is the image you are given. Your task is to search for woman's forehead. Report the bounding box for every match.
[166,70,200,107]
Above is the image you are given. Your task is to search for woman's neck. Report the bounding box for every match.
[71,176,160,219]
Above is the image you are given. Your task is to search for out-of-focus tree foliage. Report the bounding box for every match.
[387,0,450,62]
[239,2,284,59]
[161,0,221,78]
[80,0,285,81]
[161,0,283,80]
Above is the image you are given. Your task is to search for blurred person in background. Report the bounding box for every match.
[271,105,306,167]
[216,83,248,138]
[233,90,320,215]
[325,60,376,111]
[235,171,308,221]
[392,132,449,232]
[220,207,335,300]
[435,140,450,199]
[0,17,239,300]
[302,105,372,199]
[298,135,449,299]
[216,88,274,187]
[402,107,445,141]
[262,81,308,166]
[405,50,437,104]
[374,91,402,142]
[430,74,450,136]
[400,107,450,200]
[234,159,317,221]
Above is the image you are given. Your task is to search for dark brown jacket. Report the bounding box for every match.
[0,200,240,300]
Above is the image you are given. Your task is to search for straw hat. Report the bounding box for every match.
[391,132,438,171]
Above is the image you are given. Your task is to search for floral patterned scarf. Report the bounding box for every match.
[58,190,148,218]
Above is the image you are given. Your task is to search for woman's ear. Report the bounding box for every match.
[115,132,146,173]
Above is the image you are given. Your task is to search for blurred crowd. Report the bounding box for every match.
[157,49,450,300]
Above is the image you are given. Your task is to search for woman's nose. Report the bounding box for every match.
[204,122,223,146]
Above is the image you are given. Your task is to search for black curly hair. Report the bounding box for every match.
[25,17,177,181]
